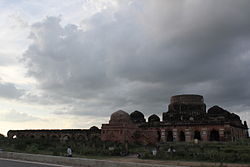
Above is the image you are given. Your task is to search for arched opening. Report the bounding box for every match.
[40,135,45,139]
[157,131,161,142]
[166,131,173,142]
[194,130,201,140]
[179,131,185,141]
[209,129,220,141]
[62,135,70,142]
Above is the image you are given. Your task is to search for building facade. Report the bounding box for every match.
[101,94,249,144]
[7,126,100,142]
[8,94,249,145]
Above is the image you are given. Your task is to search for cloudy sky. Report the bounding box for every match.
[1,0,250,135]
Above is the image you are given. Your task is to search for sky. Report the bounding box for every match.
[0,0,250,136]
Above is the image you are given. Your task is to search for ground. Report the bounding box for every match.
[107,156,250,167]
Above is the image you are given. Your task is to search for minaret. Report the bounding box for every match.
[244,121,249,138]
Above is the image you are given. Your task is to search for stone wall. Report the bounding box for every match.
[7,127,101,142]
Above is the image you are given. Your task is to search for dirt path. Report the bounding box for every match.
[107,156,250,167]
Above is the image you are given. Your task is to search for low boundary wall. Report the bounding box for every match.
[0,151,186,167]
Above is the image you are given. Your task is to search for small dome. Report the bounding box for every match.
[130,110,146,124]
[109,110,132,124]
[89,126,99,131]
[148,114,160,123]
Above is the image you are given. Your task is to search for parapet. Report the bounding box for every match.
[170,94,204,104]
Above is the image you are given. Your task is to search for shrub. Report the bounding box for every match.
[26,144,39,154]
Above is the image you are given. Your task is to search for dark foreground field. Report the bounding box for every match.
[107,156,250,167]
[1,135,250,166]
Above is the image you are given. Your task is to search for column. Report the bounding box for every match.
[173,129,178,141]
[160,129,166,142]
[201,128,208,141]
[219,128,225,141]
[185,129,191,142]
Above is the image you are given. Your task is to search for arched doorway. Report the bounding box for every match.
[194,130,201,140]
[166,131,173,142]
[157,131,161,142]
[210,129,220,141]
[179,131,185,141]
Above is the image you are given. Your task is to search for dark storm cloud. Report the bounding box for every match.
[23,0,250,117]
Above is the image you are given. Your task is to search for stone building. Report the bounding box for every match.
[7,126,100,142]
[101,94,249,144]
[7,94,249,145]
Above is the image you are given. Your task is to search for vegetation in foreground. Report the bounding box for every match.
[0,134,250,164]
[139,141,250,163]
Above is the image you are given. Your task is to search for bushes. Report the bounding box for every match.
[0,136,121,157]
[26,144,39,154]
[138,142,250,163]
[1,136,250,163]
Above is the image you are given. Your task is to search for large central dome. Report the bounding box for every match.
[163,94,206,122]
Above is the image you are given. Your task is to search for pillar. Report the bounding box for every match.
[185,129,191,142]
[173,129,178,141]
[160,129,166,142]
[201,128,208,141]
[219,129,225,141]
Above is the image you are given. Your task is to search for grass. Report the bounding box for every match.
[1,136,250,164]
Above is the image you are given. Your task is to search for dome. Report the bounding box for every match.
[148,114,160,123]
[89,126,99,131]
[130,110,146,124]
[109,110,132,124]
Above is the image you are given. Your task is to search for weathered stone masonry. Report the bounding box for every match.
[8,127,100,142]
[8,94,249,145]
[101,95,249,144]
